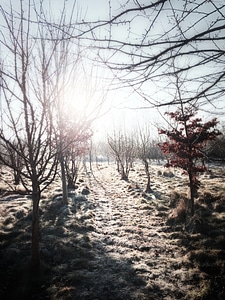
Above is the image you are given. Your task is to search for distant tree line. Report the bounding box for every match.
[104,103,222,217]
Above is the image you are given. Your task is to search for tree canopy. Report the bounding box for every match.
[77,0,225,111]
[159,104,221,215]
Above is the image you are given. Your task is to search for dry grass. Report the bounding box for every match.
[0,163,225,299]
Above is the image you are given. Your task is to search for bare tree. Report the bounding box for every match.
[136,126,153,192]
[0,0,84,270]
[207,124,225,162]
[62,117,92,190]
[3,140,25,186]
[55,112,93,204]
[76,1,225,113]
[92,139,112,165]
[108,130,136,180]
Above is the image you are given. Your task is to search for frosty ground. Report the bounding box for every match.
[0,162,225,299]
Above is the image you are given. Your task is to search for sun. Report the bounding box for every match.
[60,79,108,129]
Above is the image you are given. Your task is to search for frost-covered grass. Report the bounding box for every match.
[0,163,225,299]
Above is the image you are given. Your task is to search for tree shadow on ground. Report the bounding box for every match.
[0,193,162,300]
[167,192,225,300]
[0,194,48,300]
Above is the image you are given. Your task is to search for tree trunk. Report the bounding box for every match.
[145,175,151,193]
[31,187,41,270]
[89,154,93,172]
[188,172,195,216]
[144,160,152,193]
[14,170,20,185]
[60,157,68,204]
[116,159,120,173]
[121,167,128,181]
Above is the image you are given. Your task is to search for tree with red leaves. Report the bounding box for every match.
[159,105,221,216]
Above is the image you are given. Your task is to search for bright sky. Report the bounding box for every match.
[0,0,224,141]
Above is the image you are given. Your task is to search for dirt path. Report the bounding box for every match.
[1,164,225,299]
[73,165,195,300]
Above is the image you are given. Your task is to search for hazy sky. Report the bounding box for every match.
[76,0,225,137]
[0,0,224,140]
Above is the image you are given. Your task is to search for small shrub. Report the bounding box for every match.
[167,198,189,225]
[157,170,162,176]
[213,193,225,212]
[186,216,211,234]
[198,192,219,206]
[169,191,181,208]
[176,199,188,222]
[163,171,174,178]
